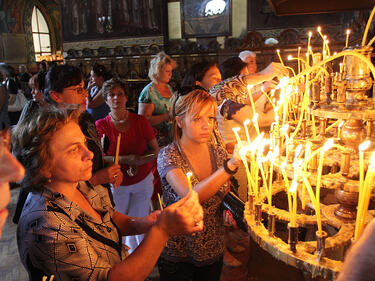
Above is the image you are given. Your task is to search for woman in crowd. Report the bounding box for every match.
[181,61,222,91]
[13,106,204,281]
[86,63,111,120]
[18,73,46,123]
[0,123,24,239]
[96,78,159,254]
[157,88,242,281]
[0,63,22,125]
[138,51,177,147]
[13,65,122,224]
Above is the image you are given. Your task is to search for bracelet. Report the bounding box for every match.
[223,159,238,175]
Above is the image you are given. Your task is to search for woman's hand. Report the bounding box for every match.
[156,191,204,237]
[90,164,123,187]
[133,211,161,234]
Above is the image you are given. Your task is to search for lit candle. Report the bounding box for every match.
[338,121,344,139]
[281,161,293,223]
[232,127,243,149]
[317,26,324,40]
[315,139,334,235]
[297,47,301,74]
[355,152,375,239]
[252,113,261,135]
[290,180,298,227]
[359,140,370,193]
[157,193,163,211]
[186,171,193,192]
[247,85,257,116]
[307,31,312,64]
[276,49,284,66]
[243,119,251,144]
[302,142,311,209]
[114,133,121,164]
[345,29,351,48]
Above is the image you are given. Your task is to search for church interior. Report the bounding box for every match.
[1,0,375,281]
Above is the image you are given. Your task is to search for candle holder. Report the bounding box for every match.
[341,151,350,176]
[319,118,327,137]
[267,212,276,236]
[248,193,255,216]
[288,223,299,253]
[301,120,307,138]
[254,203,262,225]
[316,230,328,261]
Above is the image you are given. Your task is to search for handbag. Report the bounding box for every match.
[8,89,27,112]
[222,191,247,232]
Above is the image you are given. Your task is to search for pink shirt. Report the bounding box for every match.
[96,112,156,185]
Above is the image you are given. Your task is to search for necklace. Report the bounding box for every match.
[109,111,128,123]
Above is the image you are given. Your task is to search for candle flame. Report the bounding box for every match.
[308,31,312,37]
[244,119,250,126]
[339,121,344,128]
[289,180,298,193]
[334,52,337,56]
[346,29,351,35]
[287,55,293,60]
[322,138,334,151]
[186,171,193,178]
[359,140,371,151]
[247,85,253,91]
[298,46,301,50]
[232,127,240,133]
[277,49,280,53]
[317,26,321,33]
[252,113,259,123]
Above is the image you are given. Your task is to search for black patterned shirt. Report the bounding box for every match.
[17,182,129,281]
[157,142,228,266]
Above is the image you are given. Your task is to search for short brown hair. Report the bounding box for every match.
[12,105,81,192]
[102,78,127,100]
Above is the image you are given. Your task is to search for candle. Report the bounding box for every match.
[276,49,284,66]
[243,119,251,144]
[157,193,163,211]
[186,171,193,192]
[290,180,298,227]
[101,134,106,149]
[355,152,375,239]
[114,133,121,164]
[247,85,257,116]
[359,141,370,193]
[338,121,344,139]
[345,29,351,47]
[317,26,324,40]
[315,139,334,235]
[281,161,293,222]
[302,142,311,209]
[252,113,261,135]
[232,127,243,148]
[298,47,301,74]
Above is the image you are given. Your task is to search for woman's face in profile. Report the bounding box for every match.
[157,63,173,84]
[0,129,24,238]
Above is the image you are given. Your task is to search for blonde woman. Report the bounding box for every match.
[138,51,177,147]
[157,88,241,281]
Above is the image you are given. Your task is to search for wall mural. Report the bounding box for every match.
[59,0,164,42]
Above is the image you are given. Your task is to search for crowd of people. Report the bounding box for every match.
[0,51,371,281]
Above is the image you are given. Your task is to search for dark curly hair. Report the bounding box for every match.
[12,105,81,192]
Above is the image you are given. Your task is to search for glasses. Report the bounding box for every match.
[63,86,87,96]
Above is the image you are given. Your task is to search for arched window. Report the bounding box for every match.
[31,6,51,61]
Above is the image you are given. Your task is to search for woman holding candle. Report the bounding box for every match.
[96,78,159,254]
[13,106,204,281]
[157,88,241,281]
